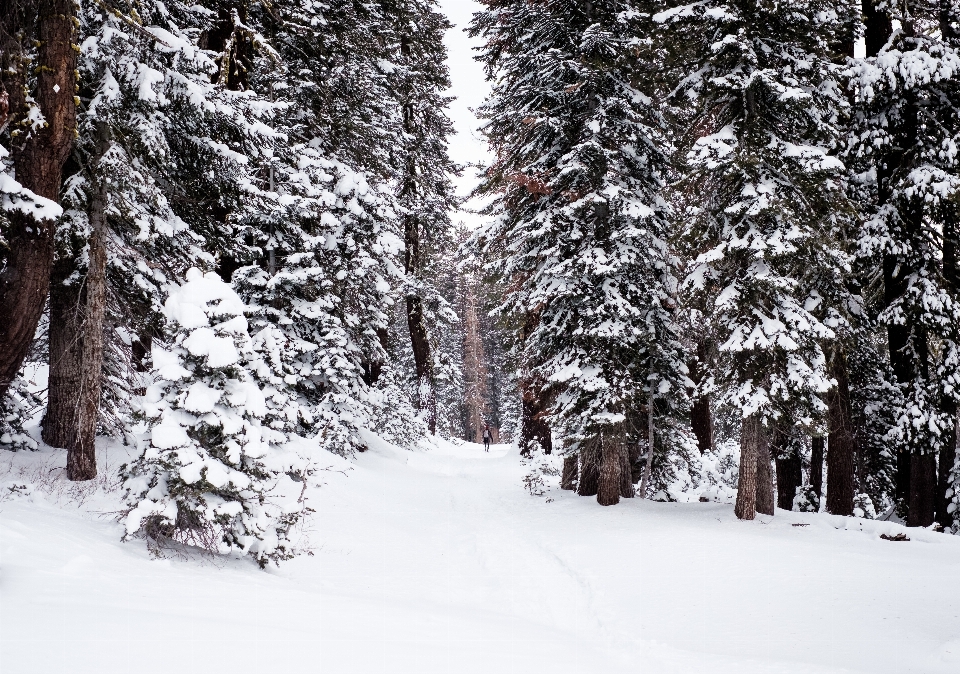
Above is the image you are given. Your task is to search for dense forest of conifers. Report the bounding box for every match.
[2,0,960,565]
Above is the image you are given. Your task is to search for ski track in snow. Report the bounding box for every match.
[3,436,960,673]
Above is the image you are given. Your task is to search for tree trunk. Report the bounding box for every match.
[638,392,655,498]
[939,413,958,528]
[863,0,893,58]
[826,348,855,516]
[735,415,760,520]
[810,436,824,500]
[68,142,109,481]
[908,452,937,527]
[688,339,714,454]
[755,432,775,516]
[597,434,621,507]
[561,455,577,490]
[577,440,600,497]
[774,435,802,511]
[520,381,552,455]
[619,443,634,499]
[691,395,714,455]
[0,0,77,399]
[42,264,85,448]
[407,293,436,433]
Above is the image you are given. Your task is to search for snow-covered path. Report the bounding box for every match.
[3,437,960,673]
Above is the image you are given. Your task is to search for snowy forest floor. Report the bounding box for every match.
[3,435,960,673]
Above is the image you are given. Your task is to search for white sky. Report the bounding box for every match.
[437,0,492,227]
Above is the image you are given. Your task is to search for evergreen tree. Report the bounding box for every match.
[43,0,277,478]
[657,0,858,518]
[849,0,960,527]
[231,0,405,456]
[123,269,306,566]
[382,0,460,434]
[471,0,687,506]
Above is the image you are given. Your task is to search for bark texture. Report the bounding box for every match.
[0,0,77,398]
[735,415,760,520]
[560,455,578,491]
[67,135,109,481]
[42,264,85,448]
[577,440,600,497]
[810,436,824,499]
[597,434,622,506]
[826,349,855,516]
[618,444,634,499]
[755,432,775,516]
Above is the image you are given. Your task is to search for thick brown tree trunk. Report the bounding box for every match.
[774,433,802,511]
[561,455,577,490]
[810,436,825,500]
[597,434,622,506]
[0,0,77,399]
[826,349,856,516]
[42,265,85,448]
[577,440,600,497]
[735,415,760,520]
[755,432,775,516]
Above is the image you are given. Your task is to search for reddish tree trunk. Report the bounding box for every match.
[735,416,760,520]
[0,0,77,399]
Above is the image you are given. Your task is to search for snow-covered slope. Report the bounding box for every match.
[2,436,960,674]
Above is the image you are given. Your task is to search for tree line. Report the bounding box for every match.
[0,0,500,565]
[471,0,960,528]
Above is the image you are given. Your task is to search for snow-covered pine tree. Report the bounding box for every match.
[230,0,405,455]
[656,0,858,518]
[381,0,460,435]
[471,1,687,506]
[123,269,306,566]
[43,0,277,478]
[849,0,960,527]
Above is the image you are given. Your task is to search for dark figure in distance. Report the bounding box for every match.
[482,425,492,452]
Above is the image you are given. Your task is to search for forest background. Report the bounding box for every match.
[2,0,960,566]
